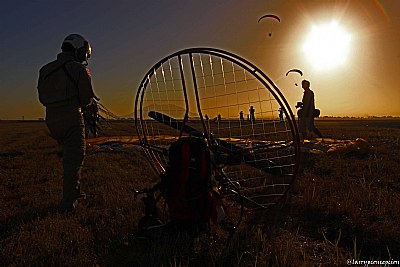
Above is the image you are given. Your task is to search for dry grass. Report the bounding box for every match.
[1,119,399,266]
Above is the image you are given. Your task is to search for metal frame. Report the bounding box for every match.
[134,47,301,213]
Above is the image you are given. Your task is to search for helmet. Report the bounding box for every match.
[62,34,92,62]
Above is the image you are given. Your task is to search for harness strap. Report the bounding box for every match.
[62,63,78,89]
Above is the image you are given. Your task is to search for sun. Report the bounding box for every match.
[303,21,352,71]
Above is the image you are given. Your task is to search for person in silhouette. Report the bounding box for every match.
[239,111,244,123]
[298,80,323,140]
[279,108,284,122]
[37,34,96,213]
[249,106,256,124]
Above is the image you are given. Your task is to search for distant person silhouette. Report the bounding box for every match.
[249,106,256,124]
[298,80,323,140]
[239,111,244,123]
[279,108,284,122]
[37,34,96,213]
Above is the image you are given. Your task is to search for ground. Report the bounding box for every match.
[1,118,399,266]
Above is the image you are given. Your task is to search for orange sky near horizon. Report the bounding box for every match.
[0,0,399,120]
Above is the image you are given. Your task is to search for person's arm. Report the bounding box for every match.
[77,66,95,107]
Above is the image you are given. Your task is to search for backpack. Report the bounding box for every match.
[161,136,218,227]
[38,61,77,107]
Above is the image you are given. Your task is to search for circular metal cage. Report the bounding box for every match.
[135,47,300,212]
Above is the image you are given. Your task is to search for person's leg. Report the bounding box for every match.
[313,128,324,138]
[298,117,308,140]
[60,118,85,211]
[308,117,323,138]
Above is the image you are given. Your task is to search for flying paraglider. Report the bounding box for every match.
[257,14,281,37]
[285,69,303,77]
[257,14,281,23]
[286,69,303,86]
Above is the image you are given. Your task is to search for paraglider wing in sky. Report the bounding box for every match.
[285,69,303,77]
[257,14,281,23]
[257,14,281,37]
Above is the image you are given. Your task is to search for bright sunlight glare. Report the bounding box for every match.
[303,21,352,71]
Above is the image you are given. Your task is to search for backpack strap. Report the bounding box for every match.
[43,60,78,88]
[43,60,70,78]
[62,63,78,89]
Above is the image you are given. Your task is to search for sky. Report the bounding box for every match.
[0,0,399,120]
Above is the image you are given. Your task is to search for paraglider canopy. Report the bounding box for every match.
[258,14,281,37]
[257,14,281,23]
[286,69,303,87]
[285,69,303,76]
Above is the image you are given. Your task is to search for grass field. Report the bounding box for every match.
[1,118,399,266]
